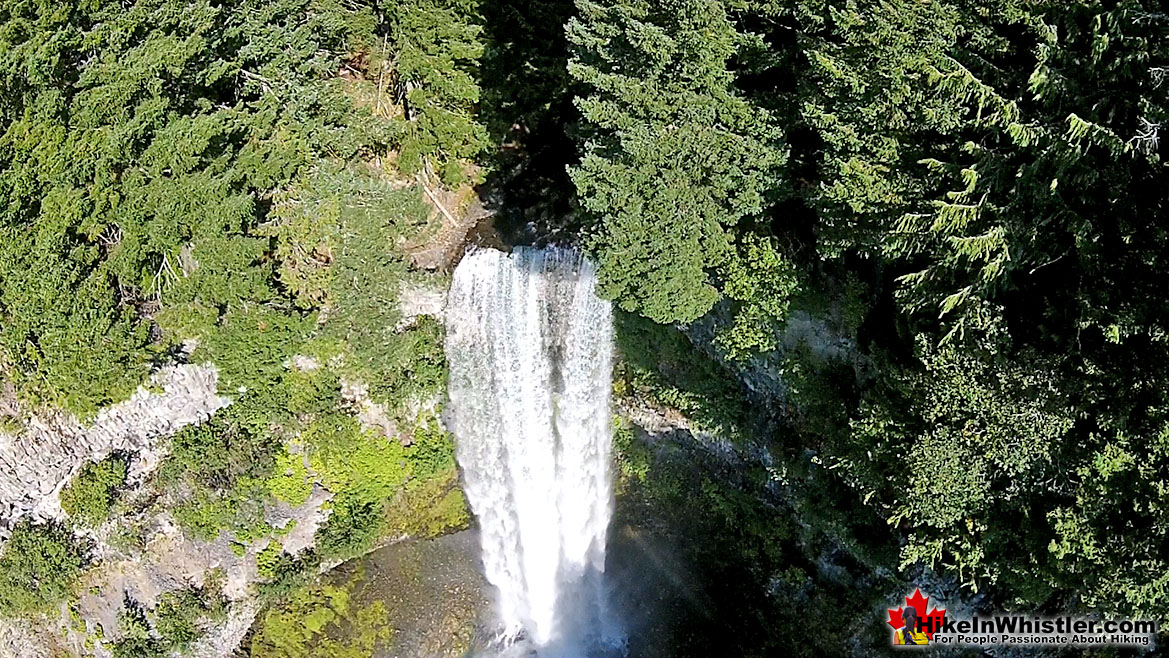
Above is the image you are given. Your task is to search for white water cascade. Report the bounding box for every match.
[445,247,621,656]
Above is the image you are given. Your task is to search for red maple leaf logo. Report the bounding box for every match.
[887,588,947,639]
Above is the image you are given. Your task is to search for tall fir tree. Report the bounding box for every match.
[567,0,786,324]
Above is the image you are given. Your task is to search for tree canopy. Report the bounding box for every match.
[567,0,1169,623]
[4,0,1169,650]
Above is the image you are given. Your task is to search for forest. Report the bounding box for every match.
[0,0,1167,656]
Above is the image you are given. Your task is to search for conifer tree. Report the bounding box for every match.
[388,0,490,184]
[567,0,786,324]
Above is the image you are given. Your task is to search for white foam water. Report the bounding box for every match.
[445,247,622,656]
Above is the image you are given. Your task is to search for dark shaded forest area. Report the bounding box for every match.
[487,3,1169,649]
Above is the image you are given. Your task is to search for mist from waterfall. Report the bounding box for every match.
[445,247,622,657]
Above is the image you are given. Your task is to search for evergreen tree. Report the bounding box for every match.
[567,0,786,324]
[768,0,1169,617]
[388,0,490,185]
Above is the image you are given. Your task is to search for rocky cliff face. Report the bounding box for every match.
[685,304,862,404]
[0,364,236,657]
[0,364,229,531]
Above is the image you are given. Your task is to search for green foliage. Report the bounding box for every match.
[304,411,466,558]
[61,453,130,527]
[110,584,225,657]
[284,365,344,416]
[404,416,460,479]
[611,417,649,490]
[111,600,165,658]
[315,495,387,561]
[388,0,491,184]
[738,0,1169,618]
[862,311,1071,588]
[0,5,482,655]
[0,0,484,416]
[614,311,753,438]
[256,541,288,582]
[266,449,313,506]
[153,585,227,653]
[157,316,460,557]
[713,236,800,360]
[770,0,1169,340]
[568,0,786,324]
[549,0,1168,623]
[1043,416,1169,616]
[0,0,388,416]
[315,176,447,409]
[610,406,893,658]
[249,570,391,658]
[0,520,87,617]
[305,414,409,501]
[160,390,286,541]
[383,466,470,539]
[255,549,322,603]
[306,417,409,558]
[185,305,314,394]
[266,164,448,410]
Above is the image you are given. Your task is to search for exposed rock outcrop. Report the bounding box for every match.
[0,616,62,658]
[397,281,447,329]
[407,182,492,271]
[186,599,259,658]
[0,364,229,530]
[266,484,334,556]
[685,305,863,403]
[341,378,399,442]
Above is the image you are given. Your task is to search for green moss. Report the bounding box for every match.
[384,466,471,539]
[249,569,391,658]
[0,415,23,436]
[305,414,411,499]
[266,450,313,506]
[307,410,467,559]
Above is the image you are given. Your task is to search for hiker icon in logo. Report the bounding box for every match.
[893,605,929,645]
[888,588,947,647]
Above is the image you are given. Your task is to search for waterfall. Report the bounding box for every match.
[445,247,620,656]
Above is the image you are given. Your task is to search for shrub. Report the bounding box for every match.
[266,450,313,506]
[61,453,130,527]
[110,599,165,658]
[256,541,287,582]
[154,585,226,652]
[0,521,87,616]
[314,495,385,561]
[256,550,321,603]
[109,585,226,657]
